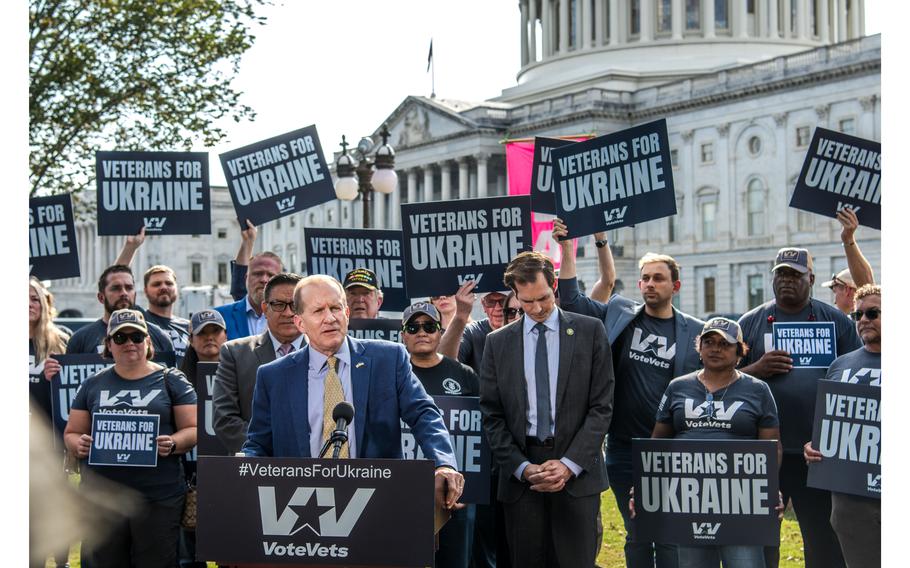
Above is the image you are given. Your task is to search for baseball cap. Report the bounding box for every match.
[402,301,441,325]
[191,309,227,334]
[699,317,743,344]
[107,309,148,336]
[821,269,856,289]
[770,247,813,274]
[343,268,379,291]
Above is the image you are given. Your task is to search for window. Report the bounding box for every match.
[796,126,811,147]
[839,118,856,135]
[700,142,714,163]
[701,201,717,240]
[657,0,672,33]
[630,0,641,35]
[748,274,764,309]
[671,148,679,167]
[192,234,200,238]
[217,262,228,284]
[748,136,762,156]
[715,0,729,30]
[704,277,716,313]
[276,218,281,229]
[686,0,701,30]
[289,251,299,274]
[191,262,202,284]
[217,228,228,239]
[289,214,297,228]
[668,217,676,243]
[327,209,335,223]
[747,179,765,236]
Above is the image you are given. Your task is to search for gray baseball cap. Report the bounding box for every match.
[699,317,744,344]
[190,309,227,334]
[402,301,441,325]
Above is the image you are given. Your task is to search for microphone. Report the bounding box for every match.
[329,402,355,459]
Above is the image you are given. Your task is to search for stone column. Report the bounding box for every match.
[440,161,452,201]
[374,190,385,229]
[796,0,808,40]
[595,0,604,45]
[389,172,401,228]
[559,0,569,53]
[672,0,683,39]
[520,0,529,66]
[859,95,878,140]
[733,0,748,38]
[423,165,434,202]
[837,0,847,42]
[609,0,620,44]
[640,0,654,41]
[783,0,792,38]
[581,0,591,49]
[457,157,470,199]
[818,0,829,42]
[758,0,767,37]
[476,154,489,198]
[768,0,779,38]
[848,0,860,39]
[407,169,418,204]
[542,0,552,56]
[529,0,538,60]
[703,0,715,38]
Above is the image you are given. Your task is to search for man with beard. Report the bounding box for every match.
[215,252,282,340]
[141,265,190,365]
[43,265,175,379]
[738,247,861,568]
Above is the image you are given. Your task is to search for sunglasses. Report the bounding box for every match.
[850,308,881,322]
[403,322,441,334]
[504,308,523,319]
[481,296,506,308]
[267,300,295,313]
[111,331,147,345]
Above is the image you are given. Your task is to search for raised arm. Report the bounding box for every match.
[230,220,257,300]
[438,280,477,360]
[588,231,616,303]
[837,207,875,287]
[114,226,146,266]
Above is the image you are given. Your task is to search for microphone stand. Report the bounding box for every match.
[318,428,349,459]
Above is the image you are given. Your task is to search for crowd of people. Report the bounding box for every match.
[28,206,880,568]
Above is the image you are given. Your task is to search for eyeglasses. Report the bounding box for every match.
[111,331,147,345]
[481,296,506,308]
[504,308,523,319]
[403,322,441,334]
[850,308,881,322]
[430,295,448,302]
[267,300,295,313]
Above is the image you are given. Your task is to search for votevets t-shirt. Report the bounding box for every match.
[412,356,480,397]
[656,372,779,440]
[826,347,881,386]
[143,309,190,365]
[66,317,176,357]
[71,367,196,500]
[738,299,861,453]
[609,312,677,441]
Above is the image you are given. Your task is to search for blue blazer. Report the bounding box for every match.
[242,337,458,469]
[215,297,251,340]
[558,277,705,378]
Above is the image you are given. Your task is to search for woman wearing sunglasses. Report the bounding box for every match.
[634,317,783,568]
[502,291,523,325]
[64,309,197,568]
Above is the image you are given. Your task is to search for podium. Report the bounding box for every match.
[196,456,436,567]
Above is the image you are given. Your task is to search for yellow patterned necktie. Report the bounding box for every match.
[322,356,349,458]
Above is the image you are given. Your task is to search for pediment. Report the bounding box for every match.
[377,96,481,149]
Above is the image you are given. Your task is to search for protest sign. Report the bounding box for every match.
[305,228,408,311]
[88,412,160,467]
[220,125,335,227]
[29,193,80,280]
[347,318,402,343]
[530,137,579,215]
[807,380,880,498]
[95,151,210,235]
[196,362,229,456]
[400,395,490,504]
[772,322,837,368]
[790,128,880,230]
[400,196,532,297]
[632,438,779,546]
[553,119,676,238]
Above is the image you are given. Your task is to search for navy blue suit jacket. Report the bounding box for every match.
[242,337,458,468]
[215,297,251,340]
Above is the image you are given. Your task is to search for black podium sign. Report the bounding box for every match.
[196,456,435,566]
[195,362,229,456]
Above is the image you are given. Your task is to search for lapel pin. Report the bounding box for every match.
[355,362,365,368]
[566,328,575,336]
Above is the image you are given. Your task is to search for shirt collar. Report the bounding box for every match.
[267,330,305,353]
[245,295,261,316]
[308,338,351,372]
[523,308,559,335]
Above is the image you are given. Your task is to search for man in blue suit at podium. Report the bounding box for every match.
[243,274,465,510]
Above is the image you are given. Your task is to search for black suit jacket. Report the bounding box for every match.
[479,309,614,503]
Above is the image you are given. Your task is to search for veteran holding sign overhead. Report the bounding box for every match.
[64,309,197,568]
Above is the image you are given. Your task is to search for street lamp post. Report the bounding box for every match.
[334,125,397,229]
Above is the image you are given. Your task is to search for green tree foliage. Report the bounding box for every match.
[29,0,267,197]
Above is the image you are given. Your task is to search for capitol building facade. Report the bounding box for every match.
[53,0,880,319]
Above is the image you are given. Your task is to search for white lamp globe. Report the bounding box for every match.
[371,168,398,195]
[334,177,358,201]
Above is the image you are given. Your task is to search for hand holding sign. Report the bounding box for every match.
[73,433,92,459]
[745,349,793,378]
[804,441,823,464]
[836,207,860,243]
[453,279,478,321]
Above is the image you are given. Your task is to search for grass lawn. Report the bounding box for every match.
[52,489,805,567]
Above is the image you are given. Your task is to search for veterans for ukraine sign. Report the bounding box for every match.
[400,196,532,297]
[88,413,160,467]
[220,125,335,227]
[196,362,228,456]
[305,228,409,311]
[772,322,837,368]
[790,128,880,230]
[401,395,491,504]
[347,318,402,343]
[95,151,210,235]
[530,137,580,215]
[632,438,779,546]
[807,380,881,499]
[553,119,676,238]
[29,193,80,280]
[50,354,113,435]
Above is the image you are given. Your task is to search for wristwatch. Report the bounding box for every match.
[594,239,609,248]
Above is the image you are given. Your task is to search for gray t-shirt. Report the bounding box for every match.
[458,319,494,375]
[71,367,196,500]
[738,299,862,453]
[826,347,881,386]
[66,318,175,357]
[610,312,677,441]
[656,372,779,440]
[143,309,190,365]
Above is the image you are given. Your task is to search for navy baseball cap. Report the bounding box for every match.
[402,301,441,324]
[771,247,813,274]
[191,309,227,334]
[699,317,743,344]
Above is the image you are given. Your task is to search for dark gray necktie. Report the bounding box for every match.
[534,322,551,441]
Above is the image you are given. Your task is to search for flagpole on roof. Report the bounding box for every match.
[427,38,435,98]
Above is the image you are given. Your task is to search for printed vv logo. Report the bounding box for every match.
[603,206,628,226]
[259,486,374,537]
[867,474,881,493]
[799,357,813,365]
[684,399,743,420]
[629,328,675,369]
[692,522,721,539]
[143,217,167,230]
[276,196,297,213]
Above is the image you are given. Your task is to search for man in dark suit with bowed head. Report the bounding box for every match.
[242,274,465,511]
[479,251,614,568]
